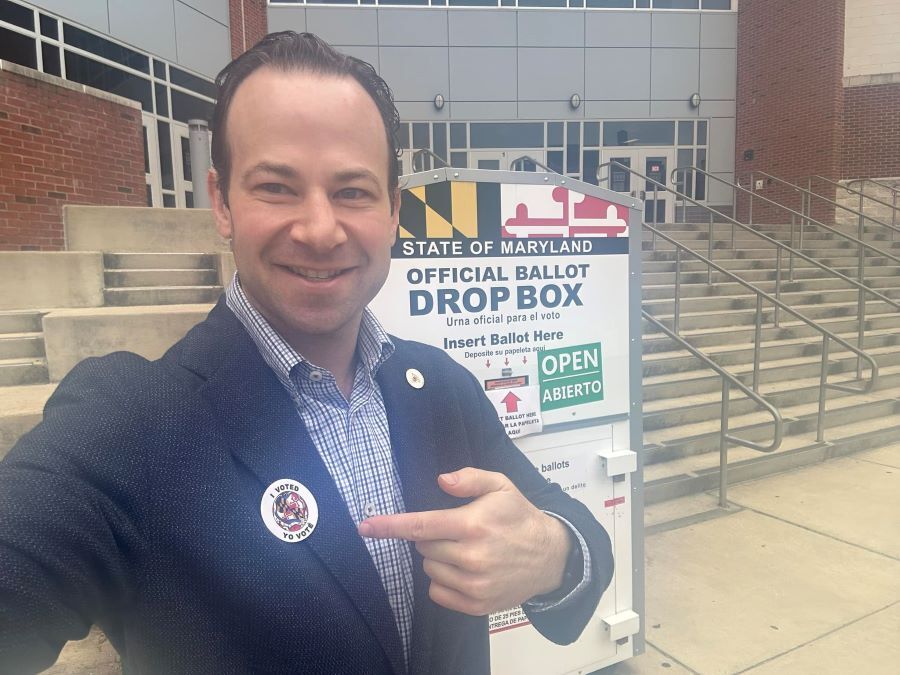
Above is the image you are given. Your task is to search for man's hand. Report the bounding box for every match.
[357,467,572,616]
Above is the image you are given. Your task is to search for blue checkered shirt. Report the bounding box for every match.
[226,275,591,665]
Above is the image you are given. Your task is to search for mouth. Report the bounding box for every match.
[280,265,350,282]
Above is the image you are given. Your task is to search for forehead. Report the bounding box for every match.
[224,67,389,170]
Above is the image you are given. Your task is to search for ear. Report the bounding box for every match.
[389,188,401,246]
[208,169,233,240]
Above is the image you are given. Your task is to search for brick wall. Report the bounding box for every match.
[734,0,845,225]
[0,66,144,251]
[842,82,900,180]
[229,0,269,59]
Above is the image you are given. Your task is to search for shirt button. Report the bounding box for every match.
[364,503,377,517]
[309,371,323,382]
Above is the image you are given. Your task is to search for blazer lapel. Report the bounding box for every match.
[378,345,470,675]
[181,302,407,675]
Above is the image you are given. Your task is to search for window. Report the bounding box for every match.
[64,24,148,73]
[0,26,36,69]
[470,123,543,149]
[64,51,153,111]
[603,121,675,147]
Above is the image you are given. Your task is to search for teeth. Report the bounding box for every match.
[287,266,342,280]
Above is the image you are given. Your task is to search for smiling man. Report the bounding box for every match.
[0,33,612,674]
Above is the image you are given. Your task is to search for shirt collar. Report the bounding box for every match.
[224,273,395,394]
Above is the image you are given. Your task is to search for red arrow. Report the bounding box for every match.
[485,359,491,368]
[504,357,509,366]
[501,391,521,413]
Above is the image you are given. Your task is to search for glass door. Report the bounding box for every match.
[603,149,675,224]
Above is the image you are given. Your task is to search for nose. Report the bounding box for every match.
[289,191,348,252]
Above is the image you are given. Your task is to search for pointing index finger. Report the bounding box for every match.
[358,509,465,542]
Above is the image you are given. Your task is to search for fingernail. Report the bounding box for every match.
[358,521,372,537]
[440,472,459,485]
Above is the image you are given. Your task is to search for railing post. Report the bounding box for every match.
[753,294,763,392]
[774,247,782,328]
[892,189,896,238]
[719,378,730,508]
[707,211,714,284]
[789,215,796,282]
[817,336,830,443]
[674,247,682,334]
[653,185,659,225]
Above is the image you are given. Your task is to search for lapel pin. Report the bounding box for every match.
[406,368,425,389]
[260,479,319,543]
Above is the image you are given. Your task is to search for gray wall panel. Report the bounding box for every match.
[451,101,518,120]
[448,10,516,47]
[378,9,447,47]
[699,99,736,117]
[586,48,650,100]
[517,101,584,120]
[304,8,375,45]
[175,3,229,78]
[650,100,697,118]
[584,100,651,118]
[395,102,449,120]
[32,0,109,32]
[585,12,650,48]
[517,48,584,101]
[651,12,699,49]
[108,0,177,61]
[334,45,380,69]
[379,47,449,101]
[700,13,737,49]
[268,6,306,33]
[707,117,735,174]
[708,172,735,204]
[450,48,517,101]
[650,48,698,100]
[518,11,584,48]
[178,0,228,26]
[699,49,736,101]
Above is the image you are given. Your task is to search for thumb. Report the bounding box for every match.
[438,467,508,499]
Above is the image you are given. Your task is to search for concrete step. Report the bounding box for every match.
[0,310,44,334]
[0,383,57,459]
[641,266,899,285]
[643,287,900,315]
[0,358,49,387]
[642,274,900,299]
[0,333,45,360]
[104,286,223,306]
[104,269,219,288]
[103,253,217,270]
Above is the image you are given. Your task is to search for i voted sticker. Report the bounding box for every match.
[260,479,318,543]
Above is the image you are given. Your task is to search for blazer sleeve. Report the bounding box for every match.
[459,367,614,645]
[0,356,150,673]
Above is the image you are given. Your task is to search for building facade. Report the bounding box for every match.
[0,0,897,249]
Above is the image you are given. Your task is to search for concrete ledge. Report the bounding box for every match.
[65,206,227,253]
[43,305,212,381]
[0,60,141,109]
[843,72,900,88]
[0,252,104,310]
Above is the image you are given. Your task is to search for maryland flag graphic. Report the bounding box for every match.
[399,181,501,240]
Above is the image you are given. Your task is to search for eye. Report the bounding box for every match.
[336,187,370,200]
[258,183,292,195]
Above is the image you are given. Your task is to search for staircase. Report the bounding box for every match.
[103,253,222,306]
[640,221,900,505]
[0,310,48,387]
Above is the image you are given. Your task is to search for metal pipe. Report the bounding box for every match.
[857,284,867,380]
[188,119,211,208]
[753,294,763,392]
[653,185,659,224]
[775,247,782,328]
[674,247,682,334]
[707,210,714,284]
[816,336,830,443]
[719,379,730,508]
[789,215,795,282]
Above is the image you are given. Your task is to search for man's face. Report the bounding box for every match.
[209,67,399,352]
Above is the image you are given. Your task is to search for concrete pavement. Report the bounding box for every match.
[603,443,900,675]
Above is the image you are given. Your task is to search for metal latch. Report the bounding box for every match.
[602,610,640,642]
[596,449,637,479]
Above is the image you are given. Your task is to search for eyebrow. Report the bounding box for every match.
[241,164,381,188]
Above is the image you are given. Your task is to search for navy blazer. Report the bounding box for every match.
[0,299,613,674]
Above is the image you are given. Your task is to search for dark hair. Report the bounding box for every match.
[210,31,401,210]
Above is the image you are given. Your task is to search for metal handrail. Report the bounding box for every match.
[809,175,898,213]
[847,177,900,197]
[411,148,449,172]
[751,170,900,239]
[642,310,783,507]
[510,154,558,175]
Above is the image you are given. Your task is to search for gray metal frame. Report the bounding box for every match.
[398,167,647,660]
